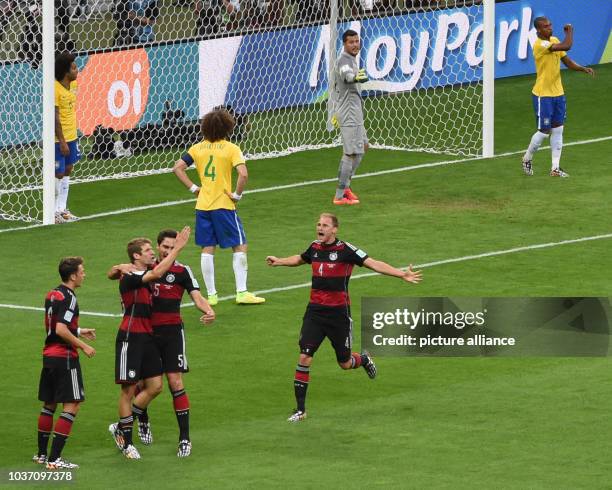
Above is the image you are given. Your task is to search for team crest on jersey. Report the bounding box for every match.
[329,252,338,261]
[166,273,175,283]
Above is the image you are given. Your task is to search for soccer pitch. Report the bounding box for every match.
[1,65,611,488]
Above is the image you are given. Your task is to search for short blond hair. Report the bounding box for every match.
[320,213,339,227]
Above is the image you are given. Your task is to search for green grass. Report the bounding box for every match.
[0,66,611,488]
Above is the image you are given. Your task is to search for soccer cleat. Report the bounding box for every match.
[287,409,307,422]
[108,423,124,451]
[343,188,360,202]
[54,212,66,224]
[236,291,265,304]
[60,209,79,221]
[522,159,533,176]
[207,293,218,306]
[177,440,192,458]
[550,168,569,178]
[332,197,359,205]
[137,420,153,445]
[32,454,47,464]
[46,458,79,469]
[122,444,141,460]
[361,350,377,379]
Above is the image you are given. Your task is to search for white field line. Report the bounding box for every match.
[1,136,610,235]
[3,231,611,318]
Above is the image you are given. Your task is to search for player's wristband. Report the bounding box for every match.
[189,184,200,194]
[77,328,81,337]
[231,192,242,201]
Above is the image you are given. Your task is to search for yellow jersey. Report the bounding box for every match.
[185,139,245,211]
[55,80,78,142]
[532,37,567,97]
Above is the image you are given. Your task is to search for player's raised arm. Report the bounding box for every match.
[363,258,422,284]
[143,226,191,283]
[266,255,305,267]
[550,23,573,51]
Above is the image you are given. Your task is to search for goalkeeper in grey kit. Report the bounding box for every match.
[332,29,369,205]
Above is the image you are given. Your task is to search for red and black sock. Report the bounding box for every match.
[172,389,190,441]
[119,414,134,448]
[48,412,75,462]
[294,364,310,412]
[350,352,363,368]
[37,406,55,457]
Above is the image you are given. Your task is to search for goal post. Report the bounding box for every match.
[1,0,494,224]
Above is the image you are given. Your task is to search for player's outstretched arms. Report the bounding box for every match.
[363,258,423,284]
[266,255,305,267]
[143,226,191,283]
[107,263,137,280]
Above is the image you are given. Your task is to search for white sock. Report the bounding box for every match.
[57,176,70,212]
[550,126,563,170]
[54,179,62,213]
[523,131,549,161]
[200,253,216,296]
[232,252,248,293]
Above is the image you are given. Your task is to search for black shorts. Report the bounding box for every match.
[115,331,162,384]
[38,357,85,403]
[153,325,189,374]
[299,306,353,363]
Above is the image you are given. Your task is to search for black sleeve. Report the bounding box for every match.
[181,152,194,167]
[181,266,200,293]
[55,294,76,326]
[120,272,145,292]
[300,244,313,264]
[344,242,368,266]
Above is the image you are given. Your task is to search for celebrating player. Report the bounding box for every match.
[266,213,422,422]
[108,229,215,457]
[34,257,96,469]
[108,227,190,460]
[521,18,595,177]
[331,29,369,205]
[54,52,80,223]
[173,108,264,306]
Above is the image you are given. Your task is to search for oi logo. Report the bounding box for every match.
[77,49,151,135]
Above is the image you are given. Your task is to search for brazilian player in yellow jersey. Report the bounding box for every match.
[54,52,80,223]
[173,108,265,305]
[521,17,594,178]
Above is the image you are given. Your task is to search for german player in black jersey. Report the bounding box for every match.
[107,226,191,460]
[110,229,215,457]
[34,257,96,469]
[266,213,422,422]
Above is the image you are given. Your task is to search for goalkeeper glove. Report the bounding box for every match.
[331,114,339,129]
[355,68,369,83]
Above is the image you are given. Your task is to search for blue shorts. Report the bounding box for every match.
[55,140,81,174]
[532,95,566,130]
[195,209,247,248]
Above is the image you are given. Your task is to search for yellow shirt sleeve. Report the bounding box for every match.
[231,145,245,168]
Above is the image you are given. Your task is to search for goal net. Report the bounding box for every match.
[0,0,488,223]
